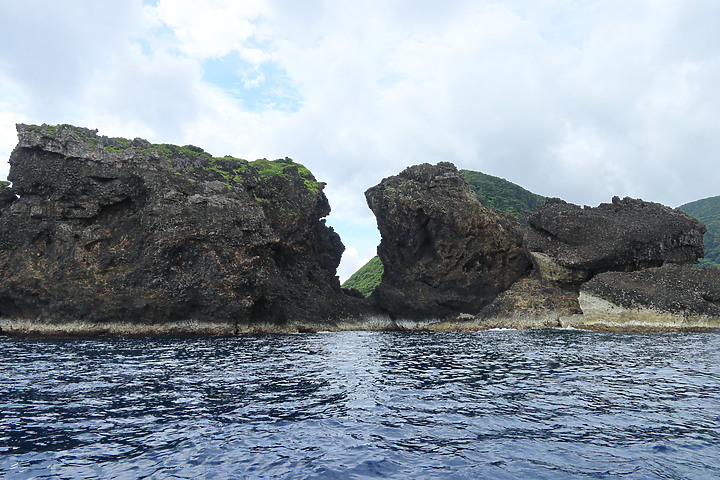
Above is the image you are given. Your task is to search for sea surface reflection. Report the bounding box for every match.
[1,329,719,479]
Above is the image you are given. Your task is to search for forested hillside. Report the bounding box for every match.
[679,196,720,267]
[460,170,546,224]
[341,256,384,297]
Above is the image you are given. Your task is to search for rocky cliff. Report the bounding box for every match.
[365,162,531,320]
[0,123,368,335]
[1,131,717,336]
[525,197,706,284]
[365,163,718,331]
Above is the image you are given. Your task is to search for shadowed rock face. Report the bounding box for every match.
[525,197,706,285]
[0,123,366,330]
[365,162,531,320]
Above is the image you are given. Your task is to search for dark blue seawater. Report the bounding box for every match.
[1,329,719,479]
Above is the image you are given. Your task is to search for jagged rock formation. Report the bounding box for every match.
[2,132,717,335]
[343,168,547,297]
[365,162,531,320]
[525,197,706,285]
[421,275,582,331]
[0,182,14,208]
[0,123,368,334]
[576,264,720,330]
[364,163,718,330]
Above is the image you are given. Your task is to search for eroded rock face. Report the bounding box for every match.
[576,264,720,330]
[0,123,366,332]
[365,162,531,320]
[477,275,582,326]
[525,197,706,285]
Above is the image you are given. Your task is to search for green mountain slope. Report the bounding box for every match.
[342,170,547,296]
[460,170,546,224]
[341,256,384,297]
[678,195,720,268]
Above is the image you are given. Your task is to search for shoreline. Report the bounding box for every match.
[2,314,718,339]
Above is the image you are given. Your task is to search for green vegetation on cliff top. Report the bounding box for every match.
[679,195,720,268]
[22,124,320,194]
[342,170,547,296]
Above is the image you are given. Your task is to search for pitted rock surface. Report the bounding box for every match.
[0,123,367,329]
[365,162,531,320]
[581,263,720,316]
[525,197,706,284]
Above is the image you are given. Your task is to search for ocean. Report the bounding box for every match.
[1,329,719,479]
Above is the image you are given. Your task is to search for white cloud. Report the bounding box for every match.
[336,246,361,284]
[154,0,268,61]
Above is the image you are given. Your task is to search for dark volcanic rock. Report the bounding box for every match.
[0,182,15,209]
[577,263,720,329]
[477,274,581,325]
[525,197,706,285]
[365,162,531,320]
[0,123,368,333]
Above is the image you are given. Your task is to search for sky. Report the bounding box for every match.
[1,0,719,281]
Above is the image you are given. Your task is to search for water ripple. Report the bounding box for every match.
[1,330,719,479]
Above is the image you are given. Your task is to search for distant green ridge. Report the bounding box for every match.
[678,195,720,268]
[342,169,547,296]
[342,256,384,297]
[459,170,546,224]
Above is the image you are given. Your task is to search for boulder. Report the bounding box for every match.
[525,197,706,284]
[576,263,720,330]
[475,275,582,327]
[0,123,368,334]
[365,162,531,320]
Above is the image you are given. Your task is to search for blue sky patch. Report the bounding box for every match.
[202,52,302,112]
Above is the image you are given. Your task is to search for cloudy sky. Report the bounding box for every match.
[1,0,719,280]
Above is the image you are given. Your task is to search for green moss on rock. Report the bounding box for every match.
[250,158,320,194]
[22,124,322,197]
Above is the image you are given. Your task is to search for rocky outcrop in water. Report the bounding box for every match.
[2,129,717,336]
[0,123,369,335]
[474,275,581,327]
[575,263,720,330]
[365,162,531,320]
[524,197,706,285]
[364,163,718,330]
